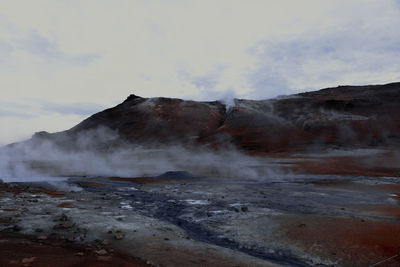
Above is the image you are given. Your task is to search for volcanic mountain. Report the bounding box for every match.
[33,82,400,153]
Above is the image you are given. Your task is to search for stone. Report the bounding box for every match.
[12,225,22,232]
[37,236,47,240]
[114,234,125,240]
[59,213,69,221]
[21,257,37,264]
[96,249,108,256]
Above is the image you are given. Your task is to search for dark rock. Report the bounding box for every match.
[12,225,22,232]
[228,207,240,212]
[114,234,124,240]
[241,206,248,212]
[59,213,69,222]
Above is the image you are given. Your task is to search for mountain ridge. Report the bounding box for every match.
[28,82,400,152]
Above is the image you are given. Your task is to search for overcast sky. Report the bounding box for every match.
[1,0,400,145]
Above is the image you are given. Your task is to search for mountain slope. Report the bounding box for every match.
[35,82,400,152]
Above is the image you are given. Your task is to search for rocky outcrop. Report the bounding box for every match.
[35,82,400,152]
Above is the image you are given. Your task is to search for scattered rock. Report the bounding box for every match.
[96,249,108,256]
[228,207,239,212]
[59,213,69,221]
[12,225,22,232]
[114,234,125,240]
[37,235,48,240]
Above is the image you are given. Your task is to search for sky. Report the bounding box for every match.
[1,0,400,145]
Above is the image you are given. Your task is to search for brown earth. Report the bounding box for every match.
[0,232,148,267]
[276,215,400,266]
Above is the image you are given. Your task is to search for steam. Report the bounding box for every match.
[0,127,280,183]
[219,89,237,112]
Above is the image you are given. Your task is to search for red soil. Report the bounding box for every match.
[363,205,400,219]
[277,215,400,266]
[0,232,149,267]
[292,154,400,177]
[57,202,75,208]
[1,184,66,198]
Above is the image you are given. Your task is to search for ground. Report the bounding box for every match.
[1,149,400,266]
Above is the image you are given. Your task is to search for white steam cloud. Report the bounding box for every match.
[0,127,279,183]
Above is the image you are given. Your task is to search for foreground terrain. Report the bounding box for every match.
[1,149,400,266]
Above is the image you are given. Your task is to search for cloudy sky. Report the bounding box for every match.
[1,0,400,145]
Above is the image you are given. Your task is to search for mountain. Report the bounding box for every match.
[33,82,400,153]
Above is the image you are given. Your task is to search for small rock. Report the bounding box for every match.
[114,234,125,240]
[102,240,110,246]
[21,257,37,264]
[35,228,43,233]
[96,249,108,256]
[54,221,75,230]
[60,213,69,221]
[37,236,47,240]
[12,225,22,232]
[66,237,75,242]
[74,252,84,256]
[164,237,170,241]
[241,206,248,212]
[228,207,239,212]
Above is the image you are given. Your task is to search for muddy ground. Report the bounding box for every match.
[1,150,400,267]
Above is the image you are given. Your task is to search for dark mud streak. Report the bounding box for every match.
[79,183,311,267]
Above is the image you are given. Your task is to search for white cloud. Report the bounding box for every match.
[0,0,399,144]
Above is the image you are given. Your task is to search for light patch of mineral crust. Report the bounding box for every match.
[0,182,275,267]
